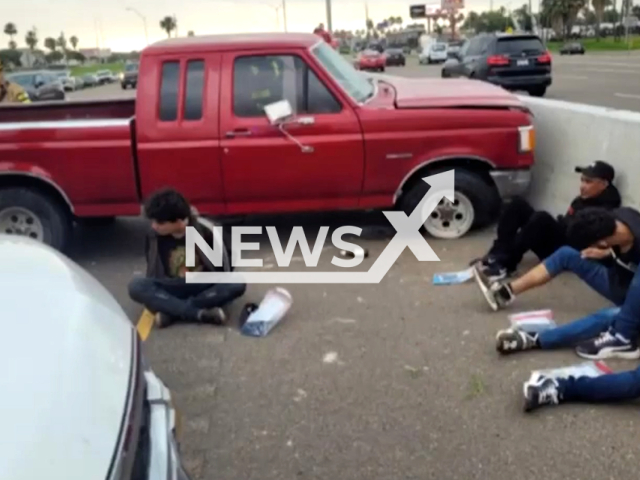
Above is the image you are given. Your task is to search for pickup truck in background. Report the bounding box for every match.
[0,33,535,251]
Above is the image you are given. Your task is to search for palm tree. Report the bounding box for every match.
[56,32,67,52]
[70,35,79,50]
[25,28,38,51]
[4,22,17,48]
[160,16,177,37]
[591,0,611,39]
[44,37,57,52]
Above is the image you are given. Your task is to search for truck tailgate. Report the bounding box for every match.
[0,99,140,216]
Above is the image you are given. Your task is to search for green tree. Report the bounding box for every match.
[187,30,195,37]
[56,32,67,51]
[4,22,17,48]
[70,35,79,50]
[160,16,177,37]
[25,28,38,51]
[44,37,57,52]
[514,4,534,31]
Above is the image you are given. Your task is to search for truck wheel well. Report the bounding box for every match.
[0,175,73,219]
[396,158,495,204]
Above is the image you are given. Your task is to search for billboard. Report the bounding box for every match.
[441,0,464,10]
[409,5,426,18]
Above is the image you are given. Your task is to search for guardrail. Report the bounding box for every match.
[519,96,640,215]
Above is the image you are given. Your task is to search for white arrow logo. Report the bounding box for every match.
[186,170,455,284]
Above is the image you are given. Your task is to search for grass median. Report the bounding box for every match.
[546,36,640,52]
[70,62,125,76]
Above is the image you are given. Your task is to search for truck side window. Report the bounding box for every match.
[159,61,180,121]
[183,60,204,120]
[233,55,340,118]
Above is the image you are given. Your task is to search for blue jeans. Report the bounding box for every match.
[128,277,246,321]
[541,246,640,341]
[535,246,640,403]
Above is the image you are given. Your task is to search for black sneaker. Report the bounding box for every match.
[154,312,176,329]
[197,307,227,326]
[481,262,509,282]
[472,264,516,311]
[496,328,538,354]
[575,330,640,360]
[523,373,561,412]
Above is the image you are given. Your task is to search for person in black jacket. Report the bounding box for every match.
[472,207,640,412]
[474,161,621,280]
[128,188,246,328]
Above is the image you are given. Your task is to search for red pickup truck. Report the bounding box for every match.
[0,33,535,251]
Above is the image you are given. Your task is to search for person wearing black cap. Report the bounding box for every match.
[472,160,621,281]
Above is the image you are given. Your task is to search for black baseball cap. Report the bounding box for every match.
[575,161,615,182]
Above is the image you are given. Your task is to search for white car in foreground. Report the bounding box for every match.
[0,235,191,480]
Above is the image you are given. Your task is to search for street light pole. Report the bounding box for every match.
[126,7,149,45]
[282,0,288,32]
[326,0,333,33]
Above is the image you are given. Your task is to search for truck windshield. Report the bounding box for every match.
[311,41,375,104]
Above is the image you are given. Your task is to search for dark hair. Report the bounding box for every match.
[565,207,617,249]
[143,188,191,223]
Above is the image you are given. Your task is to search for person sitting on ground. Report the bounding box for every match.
[475,207,640,363]
[480,207,640,412]
[473,161,620,280]
[128,188,246,328]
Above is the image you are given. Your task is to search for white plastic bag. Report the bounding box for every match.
[509,309,557,334]
[531,360,612,380]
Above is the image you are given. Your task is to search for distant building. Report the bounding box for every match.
[385,24,426,47]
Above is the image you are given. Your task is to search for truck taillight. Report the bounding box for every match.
[487,55,509,66]
[537,51,552,64]
[518,125,535,153]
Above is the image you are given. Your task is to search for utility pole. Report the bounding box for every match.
[326,0,333,33]
[282,0,288,32]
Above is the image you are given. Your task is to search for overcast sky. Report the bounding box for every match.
[5,0,512,52]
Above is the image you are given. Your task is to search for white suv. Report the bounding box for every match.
[0,235,191,480]
[419,42,449,64]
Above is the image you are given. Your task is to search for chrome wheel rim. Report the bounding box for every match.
[0,207,44,241]
[423,192,475,239]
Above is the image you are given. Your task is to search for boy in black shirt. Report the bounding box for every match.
[128,188,246,328]
[472,207,640,412]
[474,161,621,280]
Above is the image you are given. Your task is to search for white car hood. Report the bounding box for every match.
[0,235,134,480]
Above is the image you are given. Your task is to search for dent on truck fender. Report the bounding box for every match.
[393,155,497,203]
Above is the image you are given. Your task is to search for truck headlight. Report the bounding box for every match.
[518,125,535,153]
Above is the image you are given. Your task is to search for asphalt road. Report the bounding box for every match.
[64,51,640,479]
[69,50,640,111]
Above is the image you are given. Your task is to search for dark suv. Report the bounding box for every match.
[120,62,139,89]
[441,33,551,97]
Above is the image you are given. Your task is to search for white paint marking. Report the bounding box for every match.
[578,67,640,74]
[614,93,640,100]
[323,351,339,364]
[330,317,357,324]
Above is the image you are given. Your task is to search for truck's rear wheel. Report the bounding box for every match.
[0,187,72,251]
[399,169,501,239]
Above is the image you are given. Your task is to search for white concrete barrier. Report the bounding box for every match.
[519,96,640,215]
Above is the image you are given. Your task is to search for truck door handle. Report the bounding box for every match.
[225,129,252,138]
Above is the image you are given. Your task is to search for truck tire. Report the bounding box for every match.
[529,86,547,97]
[399,169,501,239]
[0,187,72,251]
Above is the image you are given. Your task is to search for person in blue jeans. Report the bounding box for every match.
[472,207,640,411]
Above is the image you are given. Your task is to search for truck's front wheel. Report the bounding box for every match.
[399,169,500,239]
[0,187,72,251]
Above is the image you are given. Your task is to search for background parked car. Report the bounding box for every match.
[559,42,585,55]
[120,62,139,89]
[82,74,99,87]
[73,76,85,89]
[354,49,387,72]
[95,69,115,85]
[384,48,406,66]
[5,70,65,101]
[53,70,78,92]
